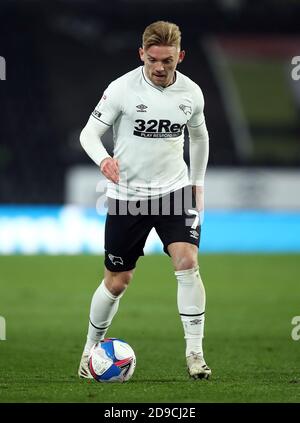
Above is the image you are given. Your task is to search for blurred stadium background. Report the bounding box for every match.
[1,0,300,254]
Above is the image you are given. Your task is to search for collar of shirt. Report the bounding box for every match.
[141,66,177,92]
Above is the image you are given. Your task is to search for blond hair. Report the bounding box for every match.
[142,21,181,50]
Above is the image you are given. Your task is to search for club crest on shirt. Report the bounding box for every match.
[179,104,192,115]
[136,104,148,112]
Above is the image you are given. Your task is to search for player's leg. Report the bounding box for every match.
[84,268,134,354]
[155,186,211,379]
[167,241,211,379]
[78,197,152,378]
[78,268,134,379]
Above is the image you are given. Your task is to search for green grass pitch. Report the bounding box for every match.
[0,254,299,403]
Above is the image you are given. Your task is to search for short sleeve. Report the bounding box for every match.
[187,85,205,128]
[91,80,123,126]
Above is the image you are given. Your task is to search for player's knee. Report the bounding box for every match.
[173,255,198,271]
[118,270,134,287]
[105,269,134,296]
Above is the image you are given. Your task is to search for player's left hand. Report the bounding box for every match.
[192,185,204,212]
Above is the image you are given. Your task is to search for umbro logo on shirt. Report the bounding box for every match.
[136,104,148,112]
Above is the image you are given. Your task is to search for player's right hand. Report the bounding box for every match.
[100,157,119,183]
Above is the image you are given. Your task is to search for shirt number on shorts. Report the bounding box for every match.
[188,209,199,229]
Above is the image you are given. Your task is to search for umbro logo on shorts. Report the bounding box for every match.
[190,230,199,240]
[108,254,124,266]
[136,104,148,112]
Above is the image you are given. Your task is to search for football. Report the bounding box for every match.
[88,338,136,383]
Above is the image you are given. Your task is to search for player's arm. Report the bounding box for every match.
[188,121,209,211]
[80,118,119,183]
[187,86,209,212]
[80,81,123,183]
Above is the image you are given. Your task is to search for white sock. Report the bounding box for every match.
[83,280,123,354]
[175,266,206,357]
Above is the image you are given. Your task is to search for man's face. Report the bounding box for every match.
[139,45,185,88]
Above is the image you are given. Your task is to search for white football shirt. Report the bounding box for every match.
[90,66,206,200]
